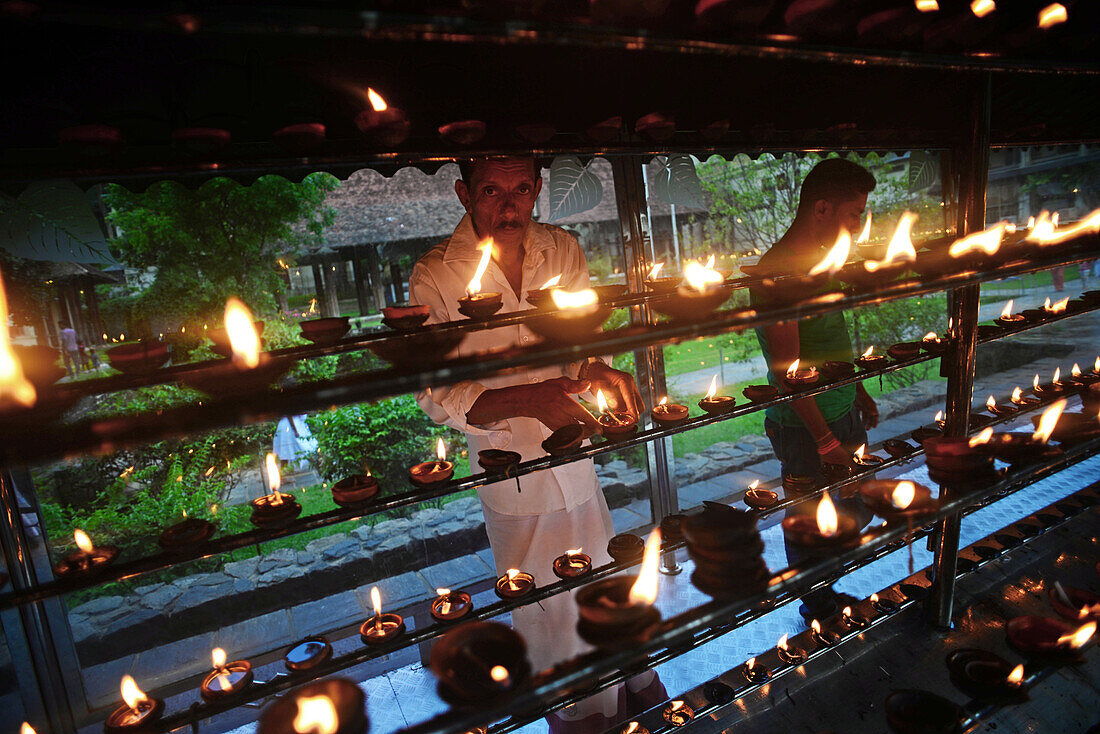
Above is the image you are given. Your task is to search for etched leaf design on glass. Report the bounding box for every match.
[908,152,938,193]
[548,156,602,222]
[651,154,704,207]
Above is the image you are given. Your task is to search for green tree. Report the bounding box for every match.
[103,174,338,331]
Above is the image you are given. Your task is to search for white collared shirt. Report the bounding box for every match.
[410,215,604,516]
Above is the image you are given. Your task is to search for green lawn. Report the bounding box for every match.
[661,332,758,377]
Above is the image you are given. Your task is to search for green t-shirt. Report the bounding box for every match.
[752,284,857,427]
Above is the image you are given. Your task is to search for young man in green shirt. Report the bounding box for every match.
[752,158,879,623]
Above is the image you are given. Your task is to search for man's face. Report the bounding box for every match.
[813,193,868,245]
[455,159,542,249]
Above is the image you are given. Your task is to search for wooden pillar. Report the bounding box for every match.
[83,281,105,343]
[364,245,388,307]
[351,245,372,316]
[323,258,340,317]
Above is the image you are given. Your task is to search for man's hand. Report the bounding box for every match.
[467,377,600,433]
[820,442,856,468]
[855,385,879,429]
[584,361,645,418]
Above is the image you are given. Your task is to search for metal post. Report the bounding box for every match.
[610,156,681,575]
[927,73,991,628]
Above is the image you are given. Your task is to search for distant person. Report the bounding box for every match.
[750,158,878,624]
[58,320,79,376]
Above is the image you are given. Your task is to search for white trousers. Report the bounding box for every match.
[482,492,621,721]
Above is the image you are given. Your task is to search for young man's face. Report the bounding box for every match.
[813,193,868,245]
[455,159,542,250]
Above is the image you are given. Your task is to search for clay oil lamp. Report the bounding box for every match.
[1031,406,1100,445]
[644,262,680,294]
[299,316,350,345]
[200,647,253,702]
[525,274,562,309]
[922,429,997,481]
[360,586,405,645]
[431,587,473,623]
[1028,369,1062,397]
[741,655,771,683]
[529,288,612,345]
[887,341,922,361]
[542,423,591,456]
[607,533,645,562]
[1011,385,1040,408]
[330,472,379,508]
[945,220,1006,271]
[920,331,947,354]
[946,649,1026,703]
[251,454,302,528]
[106,340,170,374]
[207,300,265,359]
[284,636,332,672]
[743,384,779,403]
[744,479,779,510]
[410,438,455,487]
[55,529,119,578]
[784,359,819,389]
[1049,581,1100,623]
[477,449,521,476]
[457,240,503,320]
[354,87,410,146]
[777,633,807,665]
[979,429,1062,466]
[883,439,916,458]
[859,480,937,521]
[553,548,592,579]
[257,679,368,734]
[856,345,888,371]
[381,304,430,331]
[651,396,690,428]
[809,619,840,647]
[272,123,326,154]
[1071,362,1100,387]
[699,374,737,414]
[996,299,1026,328]
[576,530,663,648]
[495,568,535,599]
[439,120,487,146]
[986,394,1017,417]
[429,621,530,706]
[652,256,732,321]
[596,388,637,439]
[821,360,856,382]
[1085,383,1100,415]
[871,592,901,614]
[841,605,868,630]
[821,461,856,485]
[843,213,917,287]
[1055,364,1084,392]
[158,512,216,553]
[104,676,164,734]
[884,690,962,734]
[852,444,885,470]
[1043,296,1071,319]
[1006,616,1095,659]
[978,324,1002,339]
[782,492,862,553]
[662,701,694,726]
[660,513,687,541]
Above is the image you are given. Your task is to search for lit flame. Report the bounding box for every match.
[915,0,939,10]
[1032,399,1067,444]
[1044,297,1051,310]
[778,633,789,650]
[466,239,494,296]
[1026,210,1100,246]
[437,588,449,596]
[21,724,34,734]
[811,619,822,634]
[816,493,839,538]
[647,262,664,280]
[704,375,718,400]
[669,701,684,713]
[787,359,800,377]
[436,438,447,462]
[870,593,880,603]
[1057,620,1096,649]
[1050,297,1069,314]
[1095,357,1099,373]
[266,453,281,493]
[506,569,520,582]
[970,0,995,18]
[862,345,875,359]
[969,427,993,447]
[1007,664,1024,686]
[293,696,338,734]
[224,298,260,369]
[625,723,640,734]
[855,444,865,460]
[0,267,35,407]
[949,222,1005,258]
[865,213,916,271]
[704,254,715,269]
[987,395,997,410]
[856,213,872,244]
[658,397,668,408]
[749,479,760,491]
[212,647,226,669]
[808,230,851,276]
[366,88,388,112]
[1033,374,1040,390]
[596,388,610,415]
[1038,3,1067,29]
[1072,363,1081,377]
[891,481,916,509]
[550,288,599,311]
[628,528,662,605]
[746,657,756,670]
[1001,300,1015,318]
[74,529,93,553]
[490,665,510,683]
[923,332,938,342]
[308,298,317,315]
[683,259,723,292]
[1053,367,1061,384]
[842,606,852,619]
[539,274,562,290]
[935,410,944,423]
[567,548,583,555]
[120,676,148,711]
[371,586,382,616]
[1012,387,1024,403]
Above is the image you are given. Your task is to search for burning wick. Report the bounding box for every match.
[596,388,624,425]
[1032,399,1067,444]
[969,427,994,448]
[0,266,36,407]
[490,665,510,687]
[1056,620,1096,649]
[809,230,851,276]
[647,262,664,280]
[567,548,585,568]
[628,529,662,606]
[915,0,939,11]
[1007,664,1025,687]
[865,213,916,272]
[857,212,872,244]
[506,569,521,591]
[777,632,806,663]
[371,587,384,632]
[434,438,447,471]
[437,588,452,616]
[265,453,285,505]
[224,297,261,369]
[891,481,916,510]
[539,274,562,290]
[971,0,995,18]
[816,493,839,538]
[1038,3,1068,29]
[293,696,338,734]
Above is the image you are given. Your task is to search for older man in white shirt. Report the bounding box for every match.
[410,157,663,734]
